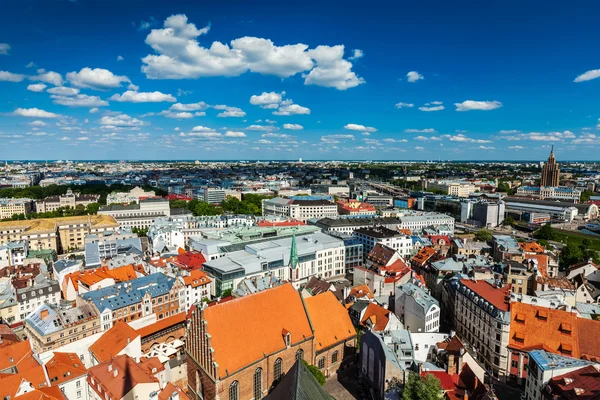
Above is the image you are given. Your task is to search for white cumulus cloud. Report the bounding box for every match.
[170,102,208,111]
[47,86,80,96]
[0,71,25,82]
[30,70,63,86]
[250,91,284,108]
[51,94,109,107]
[405,128,435,133]
[225,131,246,137]
[99,113,145,126]
[283,123,303,130]
[27,83,47,92]
[141,14,363,90]
[455,100,502,111]
[273,102,310,116]
[214,105,246,117]
[406,71,423,82]
[13,108,60,118]
[0,43,10,55]
[344,123,377,132]
[67,67,130,90]
[110,90,176,103]
[349,49,363,60]
[395,102,414,109]
[574,69,600,83]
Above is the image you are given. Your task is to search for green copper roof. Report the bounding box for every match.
[289,232,299,269]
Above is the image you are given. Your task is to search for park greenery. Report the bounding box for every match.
[2,203,100,221]
[474,229,493,243]
[169,194,272,216]
[535,224,600,269]
[302,360,326,386]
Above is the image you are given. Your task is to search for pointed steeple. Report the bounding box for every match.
[289,233,298,269]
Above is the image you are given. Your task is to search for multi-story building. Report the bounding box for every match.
[16,276,61,321]
[397,213,455,234]
[315,216,402,236]
[182,269,212,311]
[336,199,376,216]
[451,279,512,380]
[45,352,89,400]
[80,273,185,330]
[186,284,354,400]
[0,240,28,267]
[98,198,190,229]
[395,283,440,333]
[0,198,33,219]
[540,146,560,187]
[195,187,226,204]
[504,197,599,222]
[542,364,600,400]
[0,215,119,253]
[354,226,413,259]
[24,303,101,353]
[461,200,506,228]
[522,350,593,400]
[106,186,156,205]
[202,232,345,295]
[84,230,143,268]
[262,196,338,222]
[35,188,100,213]
[309,184,350,196]
[516,186,581,202]
[428,180,476,197]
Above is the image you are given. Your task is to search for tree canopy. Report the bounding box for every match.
[535,224,556,241]
[474,229,493,243]
[402,372,442,400]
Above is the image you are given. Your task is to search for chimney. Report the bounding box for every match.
[40,309,49,320]
[113,368,118,377]
[108,363,112,372]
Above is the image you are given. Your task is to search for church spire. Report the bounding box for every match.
[289,233,298,269]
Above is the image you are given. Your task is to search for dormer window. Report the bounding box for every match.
[282,328,291,347]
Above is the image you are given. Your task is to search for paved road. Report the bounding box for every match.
[323,364,364,400]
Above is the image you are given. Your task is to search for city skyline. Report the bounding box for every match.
[1,0,600,160]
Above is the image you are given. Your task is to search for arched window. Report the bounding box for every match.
[296,349,304,362]
[274,358,283,381]
[229,381,239,400]
[331,351,339,364]
[254,368,262,400]
[318,357,325,369]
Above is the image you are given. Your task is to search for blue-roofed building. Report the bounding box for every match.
[523,350,593,400]
[79,273,185,330]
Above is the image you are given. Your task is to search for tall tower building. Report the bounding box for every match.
[540,146,560,187]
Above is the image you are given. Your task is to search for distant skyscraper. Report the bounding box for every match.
[540,146,560,187]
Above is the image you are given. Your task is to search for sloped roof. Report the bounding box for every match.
[89,321,140,364]
[203,283,314,378]
[304,292,355,352]
[348,284,374,300]
[545,364,600,399]
[158,382,190,400]
[46,352,87,386]
[519,241,545,253]
[182,269,212,288]
[265,360,332,400]
[137,312,186,338]
[87,354,158,399]
[360,303,391,332]
[0,340,49,399]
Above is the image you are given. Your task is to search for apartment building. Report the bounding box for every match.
[336,199,376,216]
[354,226,413,259]
[24,303,101,353]
[428,181,476,197]
[0,215,119,253]
[36,188,99,213]
[98,198,188,229]
[0,240,28,267]
[395,283,440,333]
[451,279,512,380]
[106,186,156,205]
[202,232,346,295]
[0,198,33,219]
[16,276,61,321]
[398,213,455,234]
[80,273,185,330]
[315,216,402,235]
[195,187,226,204]
[262,196,338,222]
[516,186,582,202]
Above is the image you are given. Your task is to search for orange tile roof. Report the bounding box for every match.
[398,228,412,236]
[576,318,600,361]
[460,279,511,312]
[89,321,140,364]
[519,242,545,253]
[16,387,66,400]
[175,251,207,270]
[304,292,356,352]
[360,303,391,331]
[182,269,212,288]
[158,383,191,400]
[46,352,87,386]
[526,254,550,277]
[0,340,49,399]
[348,284,374,300]
[412,246,438,265]
[203,283,313,378]
[509,302,579,356]
[87,354,158,399]
[138,356,165,376]
[137,312,186,338]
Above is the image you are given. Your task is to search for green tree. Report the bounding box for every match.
[581,190,593,203]
[559,242,583,271]
[86,202,100,214]
[302,360,326,386]
[535,224,556,241]
[503,216,515,227]
[169,199,188,209]
[402,372,442,400]
[193,201,221,216]
[132,227,148,237]
[221,288,233,297]
[474,229,493,243]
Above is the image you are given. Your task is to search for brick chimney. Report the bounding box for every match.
[40,309,49,320]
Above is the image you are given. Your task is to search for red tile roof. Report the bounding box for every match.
[545,365,600,399]
[0,340,49,399]
[182,269,212,288]
[459,279,511,312]
[89,321,140,364]
[348,284,374,300]
[412,247,438,266]
[360,303,392,331]
[305,292,356,351]
[87,354,158,399]
[46,352,87,386]
[202,283,313,378]
[158,382,190,400]
[421,370,455,391]
[175,251,207,270]
[257,219,305,227]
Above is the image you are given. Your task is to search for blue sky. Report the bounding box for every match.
[1,0,600,161]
